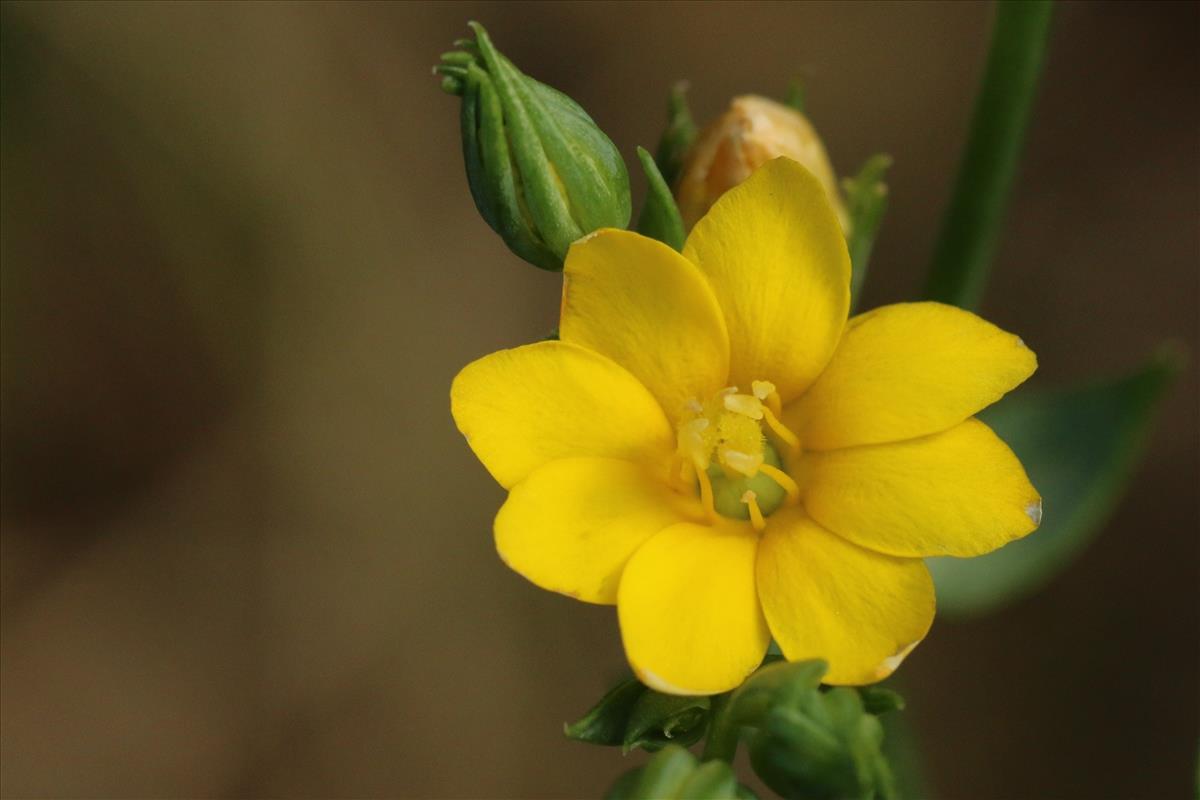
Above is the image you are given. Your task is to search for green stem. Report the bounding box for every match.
[922,0,1053,309]
[700,692,737,762]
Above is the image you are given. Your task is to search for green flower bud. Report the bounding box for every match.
[703,660,900,800]
[748,692,894,800]
[435,23,631,271]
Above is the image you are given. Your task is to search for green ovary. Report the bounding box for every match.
[707,439,788,520]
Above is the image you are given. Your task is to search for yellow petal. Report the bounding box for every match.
[757,509,934,685]
[495,457,699,605]
[561,228,730,421]
[682,157,850,402]
[618,521,769,695]
[801,419,1041,558]
[451,341,673,488]
[788,301,1037,451]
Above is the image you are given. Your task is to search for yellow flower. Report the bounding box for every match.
[676,95,848,233]
[452,158,1040,695]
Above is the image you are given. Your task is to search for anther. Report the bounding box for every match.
[759,464,801,505]
[752,380,783,419]
[719,447,764,477]
[741,490,766,532]
[722,392,764,419]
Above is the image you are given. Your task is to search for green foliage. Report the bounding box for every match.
[930,348,1182,616]
[652,82,698,190]
[843,154,892,311]
[636,146,686,251]
[435,23,631,270]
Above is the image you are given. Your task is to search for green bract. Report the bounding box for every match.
[435,23,631,271]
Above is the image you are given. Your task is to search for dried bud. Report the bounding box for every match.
[675,95,848,233]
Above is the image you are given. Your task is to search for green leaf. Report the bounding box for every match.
[635,146,686,252]
[923,1,1054,309]
[623,688,711,753]
[843,154,892,311]
[929,348,1182,617]
[653,82,697,190]
[564,676,645,746]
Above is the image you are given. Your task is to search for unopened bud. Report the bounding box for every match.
[675,95,848,233]
[435,23,631,271]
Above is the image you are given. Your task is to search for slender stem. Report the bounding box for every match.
[922,0,1053,309]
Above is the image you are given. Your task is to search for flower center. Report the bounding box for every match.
[674,381,802,530]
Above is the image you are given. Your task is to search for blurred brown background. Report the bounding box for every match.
[1,2,1196,798]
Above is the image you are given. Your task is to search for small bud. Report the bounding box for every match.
[675,95,848,233]
[435,23,631,271]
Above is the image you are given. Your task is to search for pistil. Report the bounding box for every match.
[675,381,805,526]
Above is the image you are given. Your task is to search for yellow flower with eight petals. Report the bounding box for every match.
[451,157,1040,695]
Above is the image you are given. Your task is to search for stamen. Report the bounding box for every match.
[753,380,783,419]
[759,463,801,505]
[669,455,691,493]
[741,490,766,532]
[762,405,800,452]
[695,462,717,522]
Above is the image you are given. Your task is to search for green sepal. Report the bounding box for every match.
[564,675,646,746]
[635,146,686,252]
[843,154,892,311]
[653,81,698,189]
[929,346,1183,617]
[623,688,710,753]
[565,674,713,753]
